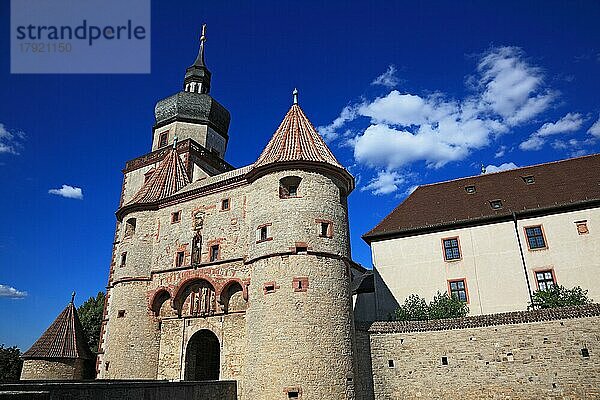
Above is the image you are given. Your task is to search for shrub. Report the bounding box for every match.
[392,292,469,321]
[529,285,591,309]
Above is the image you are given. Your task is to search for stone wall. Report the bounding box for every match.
[0,380,237,400]
[362,305,600,399]
[20,359,89,381]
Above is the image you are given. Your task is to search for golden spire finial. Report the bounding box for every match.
[293,88,299,105]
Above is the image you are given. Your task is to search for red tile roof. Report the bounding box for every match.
[364,154,600,242]
[253,104,343,169]
[128,146,191,205]
[22,302,94,360]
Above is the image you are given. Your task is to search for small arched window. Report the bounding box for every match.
[279,176,302,198]
[124,218,136,237]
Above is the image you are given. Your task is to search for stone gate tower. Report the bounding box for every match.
[97,27,359,400]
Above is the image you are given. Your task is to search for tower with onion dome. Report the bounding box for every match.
[96,26,360,400]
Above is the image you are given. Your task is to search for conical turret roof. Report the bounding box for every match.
[128,145,191,205]
[22,300,94,360]
[253,104,344,169]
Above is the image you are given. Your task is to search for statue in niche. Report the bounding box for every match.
[193,211,204,230]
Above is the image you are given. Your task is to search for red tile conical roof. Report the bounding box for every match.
[253,104,343,169]
[22,301,94,360]
[128,145,191,205]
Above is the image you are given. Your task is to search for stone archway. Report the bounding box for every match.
[184,329,220,381]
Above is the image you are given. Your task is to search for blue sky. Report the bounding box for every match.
[1,1,599,350]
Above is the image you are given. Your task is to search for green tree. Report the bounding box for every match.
[393,292,469,321]
[0,345,22,382]
[530,285,592,309]
[78,291,105,354]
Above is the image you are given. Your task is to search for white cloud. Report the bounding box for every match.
[372,65,400,88]
[0,124,26,155]
[49,184,84,200]
[361,170,405,195]
[485,162,518,173]
[321,46,563,195]
[318,105,358,143]
[588,115,600,138]
[0,284,27,299]
[520,112,584,151]
[474,46,556,126]
[494,145,507,158]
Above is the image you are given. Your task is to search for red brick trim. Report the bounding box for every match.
[532,267,557,290]
[447,278,469,304]
[220,198,230,211]
[292,277,309,292]
[315,219,334,238]
[523,224,549,251]
[441,236,462,262]
[171,210,182,224]
[283,386,302,398]
[263,281,279,295]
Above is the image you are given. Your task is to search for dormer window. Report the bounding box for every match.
[490,199,503,210]
[522,175,535,184]
[279,176,302,198]
[158,132,169,148]
[465,185,476,194]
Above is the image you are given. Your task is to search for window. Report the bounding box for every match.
[317,220,333,238]
[442,237,461,261]
[256,224,272,243]
[575,220,589,235]
[279,176,302,198]
[120,252,127,267]
[263,282,278,294]
[210,245,219,262]
[294,245,308,254]
[525,225,546,249]
[124,218,136,237]
[388,359,395,368]
[221,198,230,211]
[490,199,503,209]
[293,277,309,292]
[535,270,555,291]
[522,175,535,184]
[285,388,300,399]
[175,251,185,267]
[465,185,476,194]
[441,356,449,365]
[448,279,468,302]
[158,132,169,148]
[117,310,126,318]
[582,348,590,358]
[171,211,181,223]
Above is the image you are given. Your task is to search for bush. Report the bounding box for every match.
[529,285,592,309]
[392,292,469,321]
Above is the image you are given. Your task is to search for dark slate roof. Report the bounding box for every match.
[351,271,374,295]
[127,146,191,205]
[253,104,344,169]
[154,91,230,137]
[364,304,600,334]
[364,154,600,241]
[22,301,94,360]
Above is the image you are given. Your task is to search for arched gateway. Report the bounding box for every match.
[184,329,220,381]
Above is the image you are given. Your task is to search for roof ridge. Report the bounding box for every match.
[419,153,600,188]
